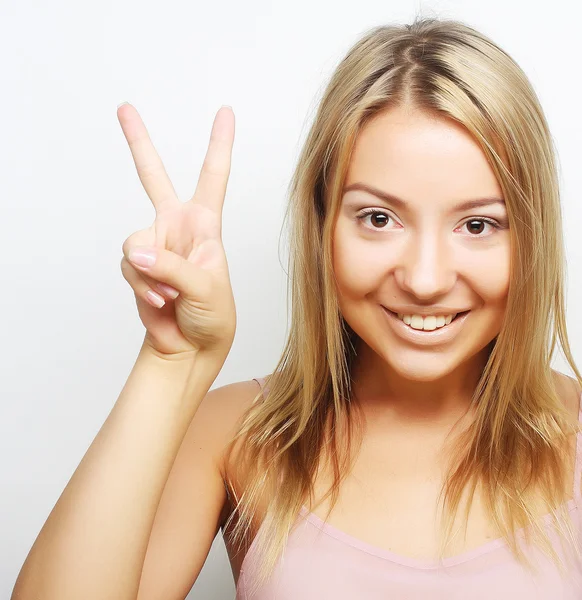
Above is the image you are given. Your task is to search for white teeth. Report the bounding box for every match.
[397,313,457,331]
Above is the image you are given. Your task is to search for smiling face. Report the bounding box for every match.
[332,105,511,411]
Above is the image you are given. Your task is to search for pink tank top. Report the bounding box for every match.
[236,377,582,599]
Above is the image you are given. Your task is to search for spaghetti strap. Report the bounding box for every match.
[252,376,270,398]
[252,376,266,390]
[572,390,582,502]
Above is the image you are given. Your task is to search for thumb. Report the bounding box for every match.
[126,245,212,299]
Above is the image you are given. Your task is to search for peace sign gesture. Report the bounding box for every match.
[118,104,236,360]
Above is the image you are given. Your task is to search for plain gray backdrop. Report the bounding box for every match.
[2,0,582,598]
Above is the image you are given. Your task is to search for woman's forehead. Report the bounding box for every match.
[345,109,504,205]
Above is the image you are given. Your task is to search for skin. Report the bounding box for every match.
[332,104,511,438]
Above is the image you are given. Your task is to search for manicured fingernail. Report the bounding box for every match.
[117,101,129,109]
[129,247,156,267]
[156,282,179,299]
[146,290,165,308]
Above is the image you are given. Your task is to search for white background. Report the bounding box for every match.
[2,0,581,598]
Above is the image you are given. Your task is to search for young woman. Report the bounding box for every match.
[12,16,582,600]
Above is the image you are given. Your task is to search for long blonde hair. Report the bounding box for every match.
[223,15,582,594]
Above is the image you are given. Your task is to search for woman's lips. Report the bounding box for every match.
[381,307,471,345]
[385,308,470,321]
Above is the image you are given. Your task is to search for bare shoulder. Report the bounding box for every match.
[194,378,264,529]
[195,377,263,474]
[550,370,582,500]
[552,369,582,419]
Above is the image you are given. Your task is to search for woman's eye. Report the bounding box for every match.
[462,218,502,236]
[356,209,394,230]
[355,209,502,237]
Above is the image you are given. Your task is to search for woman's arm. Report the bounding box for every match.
[11,344,226,600]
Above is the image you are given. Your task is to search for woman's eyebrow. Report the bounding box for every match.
[343,182,505,212]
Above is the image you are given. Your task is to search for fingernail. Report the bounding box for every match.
[129,247,156,267]
[146,290,165,308]
[156,282,179,299]
[117,101,129,109]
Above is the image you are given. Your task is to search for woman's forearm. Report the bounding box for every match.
[11,344,226,600]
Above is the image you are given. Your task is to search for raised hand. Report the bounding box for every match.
[117,104,236,360]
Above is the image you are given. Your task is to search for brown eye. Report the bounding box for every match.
[463,218,501,236]
[467,220,485,235]
[356,209,392,229]
[369,213,389,228]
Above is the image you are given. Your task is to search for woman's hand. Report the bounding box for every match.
[118,104,236,360]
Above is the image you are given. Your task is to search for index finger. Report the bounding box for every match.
[117,103,178,212]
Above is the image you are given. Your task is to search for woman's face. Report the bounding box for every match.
[332,106,510,390]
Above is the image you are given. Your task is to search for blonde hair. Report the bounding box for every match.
[223,15,582,595]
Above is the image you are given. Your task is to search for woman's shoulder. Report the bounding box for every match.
[552,369,582,420]
[200,376,270,480]
[202,376,270,527]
